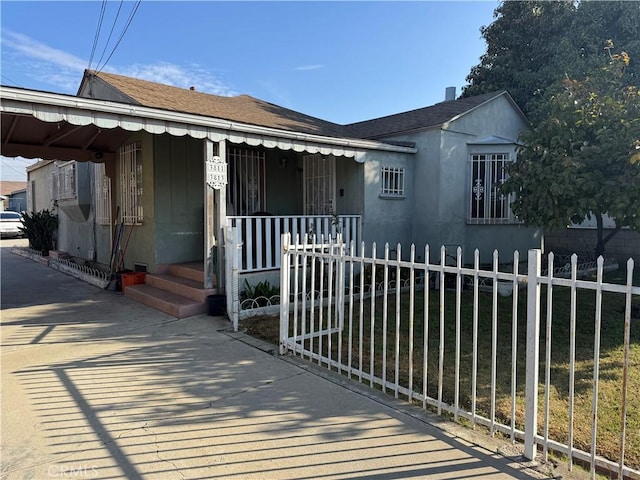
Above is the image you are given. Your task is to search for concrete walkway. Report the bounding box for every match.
[1,241,574,480]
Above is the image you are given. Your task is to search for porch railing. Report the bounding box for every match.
[226,215,361,273]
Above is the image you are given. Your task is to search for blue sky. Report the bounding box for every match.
[0,0,499,180]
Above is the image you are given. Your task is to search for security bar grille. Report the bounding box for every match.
[381,166,405,196]
[303,154,336,215]
[468,153,513,223]
[119,142,143,225]
[228,147,266,215]
[94,163,111,225]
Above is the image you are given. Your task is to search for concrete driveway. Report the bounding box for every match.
[1,240,570,479]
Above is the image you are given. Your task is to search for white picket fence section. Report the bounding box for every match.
[278,233,639,479]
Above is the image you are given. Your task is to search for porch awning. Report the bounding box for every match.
[1,87,417,163]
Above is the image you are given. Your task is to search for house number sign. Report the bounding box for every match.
[206,155,227,190]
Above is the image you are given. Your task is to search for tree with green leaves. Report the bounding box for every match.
[501,48,640,258]
[463,1,640,124]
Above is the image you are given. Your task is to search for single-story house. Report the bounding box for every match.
[1,71,541,318]
[0,181,27,212]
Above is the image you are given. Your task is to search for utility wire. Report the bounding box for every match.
[96,0,142,74]
[0,159,29,176]
[94,0,124,71]
[1,74,23,88]
[87,0,108,71]
[2,157,34,164]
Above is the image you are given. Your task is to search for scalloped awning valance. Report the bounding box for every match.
[1,87,416,163]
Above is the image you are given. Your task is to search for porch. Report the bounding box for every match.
[120,214,361,318]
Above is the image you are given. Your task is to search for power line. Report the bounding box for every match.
[94,0,124,71]
[96,0,142,74]
[1,74,23,88]
[1,157,32,166]
[87,0,108,71]
[0,159,29,176]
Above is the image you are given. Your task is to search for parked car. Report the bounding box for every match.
[0,211,24,238]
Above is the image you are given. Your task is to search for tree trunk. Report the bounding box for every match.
[594,212,622,259]
[595,213,605,258]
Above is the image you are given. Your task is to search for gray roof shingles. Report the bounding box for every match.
[343,91,505,139]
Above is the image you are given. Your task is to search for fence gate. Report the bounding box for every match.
[279,234,347,364]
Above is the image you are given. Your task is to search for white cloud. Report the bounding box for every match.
[2,31,87,71]
[2,30,237,97]
[294,64,324,71]
[2,30,86,92]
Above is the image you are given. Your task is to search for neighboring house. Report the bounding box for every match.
[8,188,26,212]
[26,159,106,260]
[1,71,540,317]
[25,160,56,213]
[0,181,27,211]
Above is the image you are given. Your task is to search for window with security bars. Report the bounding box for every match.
[94,163,111,225]
[468,153,514,223]
[119,142,143,224]
[380,166,405,197]
[51,162,76,200]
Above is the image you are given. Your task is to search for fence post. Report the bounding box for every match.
[231,225,241,332]
[225,223,232,327]
[279,233,291,355]
[525,249,542,460]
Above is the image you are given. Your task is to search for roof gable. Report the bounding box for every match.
[344,91,515,139]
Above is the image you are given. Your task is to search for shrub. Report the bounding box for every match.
[241,280,279,302]
[20,210,58,255]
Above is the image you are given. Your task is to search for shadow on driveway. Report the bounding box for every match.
[1,247,556,479]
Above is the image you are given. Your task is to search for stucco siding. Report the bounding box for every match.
[369,95,541,264]
[465,224,543,264]
[361,150,415,254]
[335,156,364,217]
[27,162,56,213]
[447,95,529,140]
[436,130,470,250]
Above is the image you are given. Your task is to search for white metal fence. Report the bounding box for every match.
[279,233,639,479]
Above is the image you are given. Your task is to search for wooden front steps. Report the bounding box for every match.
[124,262,218,318]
